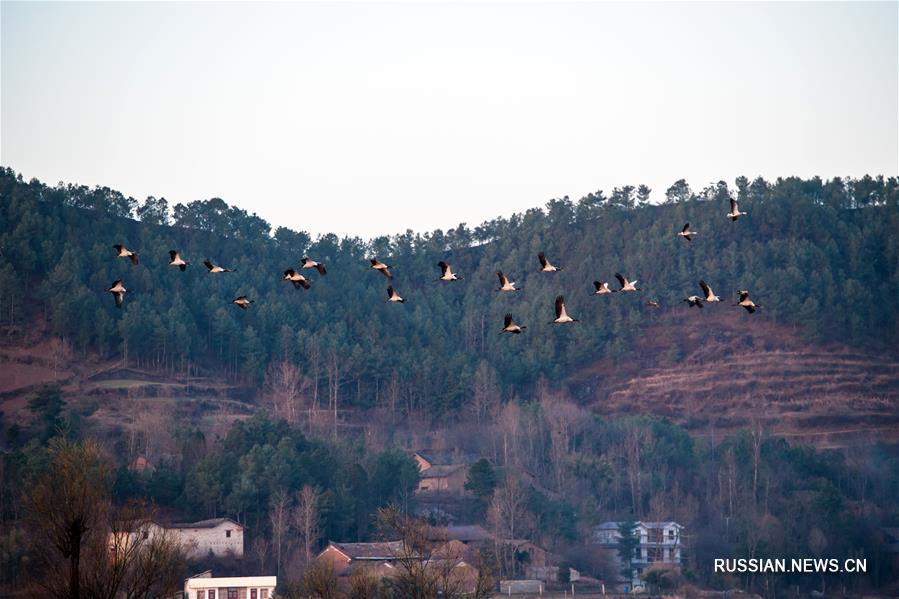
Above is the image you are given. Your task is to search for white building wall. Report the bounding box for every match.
[172,523,244,559]
[184,576,276,599]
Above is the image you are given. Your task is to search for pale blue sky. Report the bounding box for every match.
[2,1,897,238]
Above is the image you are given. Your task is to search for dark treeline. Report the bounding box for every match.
[3,395,898,596]
[1,169,898,420]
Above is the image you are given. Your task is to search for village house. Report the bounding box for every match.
[166,517,245,559]
[593,521,684,591]
[317,539,481,593]
[429,524,492,545]
[412,452,470,494]
[317,540,408,574]
[182,570,276,599]
[111,517,244,561]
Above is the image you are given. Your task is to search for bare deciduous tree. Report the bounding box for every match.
[252,536,270,572]
[270,487,291,577]
[23,438,110,599]
[471,360,500,426]
[48,336,73,377]
[347,564,380,599]
[300,558,340,599]
[293,485,321,563]
[264,360,308,426]
[23,440,187,599]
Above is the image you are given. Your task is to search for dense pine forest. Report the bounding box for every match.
[1,169,898,412]
[1,167,898,597]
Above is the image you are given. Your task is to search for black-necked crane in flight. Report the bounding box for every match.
[107,280,126,308]
[683,296,704,308]
[168,250,188,271]
[538,252,562,273]
[615,273,641,292]
[727,198,747,221]
[283,269,311,290]
[550,295,578,324]
[113,245,139,265]
[593,281,616,296]
[233,296,254,310]
[370,258,393,279]
[678,223,697,242]
[204,260,235,273]
[499,313,526,335]
[496,271,521,292]
[386,286,405,303]
[436,261,463,282]
[699,280,721,303]
[302,257,327,276]
[735,290,760,313]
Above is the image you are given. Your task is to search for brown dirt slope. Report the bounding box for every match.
[567,310,899,448]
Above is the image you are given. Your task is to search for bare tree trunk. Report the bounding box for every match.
[293,486,321,563]
[751,418,764,514]
[327,347,340,439]
[270,488,290,578]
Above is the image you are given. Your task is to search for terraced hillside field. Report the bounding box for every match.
[568,310,899,447]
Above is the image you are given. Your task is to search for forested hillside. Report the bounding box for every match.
[2,168,899,596]
[1,168,897,419]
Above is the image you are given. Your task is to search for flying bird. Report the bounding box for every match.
[107,280,126,308]
[615,273,641,292]
[678,223,697,242]
[370,258,393,279]
[699,280,721,302]
[496,271,521,292]
[168,250,188,271]
[204,260,234,273]
[646,300,660,308]
[683,296,704,309]
[735,290,760,313]
[538,252,562,273]
[499,313,526,335]
[301,257,327,276]
[593,281,616,295]
[727,198,748,221]
[113,244,139,265]
[550,295,578,324]
[386,286,405,303]
[436,261,463,282]
[233,296,254,310]
[283,269,311,290]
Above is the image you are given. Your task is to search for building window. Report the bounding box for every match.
[208,590,215,599]
[226,530,232,538]
[668,529,676,541]
[260,590,269,599]
[251,590,257,599]
[228,589,238,599]
[198,592,205,599]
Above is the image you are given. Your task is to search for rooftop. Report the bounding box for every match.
[420,464,466,478]
[170,517,243,530]
[330,541,408,560]
[438,524,492,542]
[596,520,683,530]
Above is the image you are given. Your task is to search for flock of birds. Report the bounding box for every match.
[107,198,760,334]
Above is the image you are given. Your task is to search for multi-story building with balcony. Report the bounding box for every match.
[593,520,684,592]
